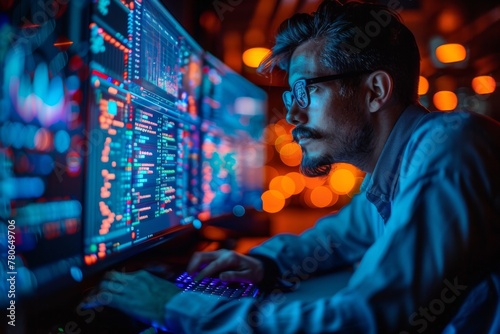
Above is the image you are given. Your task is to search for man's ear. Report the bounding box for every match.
[365,70,393,113]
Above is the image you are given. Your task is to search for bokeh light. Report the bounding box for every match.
[261,190,285,213]
[472,76,496,95]
[436,43,466,64]
[303,175,326,189]
[261,126,275,145]
[328,191,339,206]
[199,10,221,34]
[54,130,71,153]
[310,186,334,208]
[418,76,429,95]
[34,128,53,151]
[233,205,245,217]
[273,122,288,136]
[242,47,270,68]
[329,168,356,194]
[275,133,292,152]
[433,91,458,111]
[269,175,295,199]
[286,172,305,195]
[301,188,316,208]
[279,142,302,167]
[24,125,38,150]
[276,118,292,131]
[437,8,463,34]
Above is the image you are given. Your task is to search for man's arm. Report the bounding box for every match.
[248,185,383,281]
[187,180,383,284]
[188,176,384,284]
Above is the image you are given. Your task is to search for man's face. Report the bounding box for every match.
[286,40,374,176]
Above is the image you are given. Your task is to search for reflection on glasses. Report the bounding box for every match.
[282,71,371,111]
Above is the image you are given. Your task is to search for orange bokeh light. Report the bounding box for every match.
[199,10,221,34]
[34,128,53,151]
[310,186,334,208]
[472,76,496,95]
[261,190,286,213]
[329,168,356,194]
[329,191,339,206]
[269,175,296,199]
[242,47,271,68]
[433,91,458,111]
[262,125,278,145]
[303,175,326,189]
[286,172,306,195]
[276,119,293,132]
[418,76,429,95]
[436,43,466,64]
[275,134,293,152]
[273,122,288,136]
[279,142,302,167]
[301,188,316,208]
[437,9,462,33]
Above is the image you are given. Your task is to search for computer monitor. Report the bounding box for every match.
[198,54,266,221]
[82,0,204,272]
[0,0,266,306]
[0,1,91,302]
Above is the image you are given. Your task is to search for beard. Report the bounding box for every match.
[293,95,375,177]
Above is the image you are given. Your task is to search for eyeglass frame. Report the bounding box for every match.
[282,71,372,111]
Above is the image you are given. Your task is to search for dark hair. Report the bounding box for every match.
[259,0,421,105]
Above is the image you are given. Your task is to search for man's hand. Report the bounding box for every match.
[187,249,264,283]
[86,270,181,329]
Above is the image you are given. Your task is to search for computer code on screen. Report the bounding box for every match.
[83,0,203,266]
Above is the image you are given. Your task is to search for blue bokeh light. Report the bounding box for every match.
[233,205,245,217]
[55,130,71,153]
[193,219,202,229]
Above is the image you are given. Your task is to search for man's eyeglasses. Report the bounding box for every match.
[282,71,370,111]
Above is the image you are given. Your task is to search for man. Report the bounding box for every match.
[97,1,500,332]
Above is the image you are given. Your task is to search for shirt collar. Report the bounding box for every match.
[364,104,429,221]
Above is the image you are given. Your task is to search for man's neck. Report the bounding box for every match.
[363,103,407,173]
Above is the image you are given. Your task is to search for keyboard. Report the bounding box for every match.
[174,272,260,299]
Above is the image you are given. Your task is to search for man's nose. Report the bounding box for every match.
[286,104,307,125]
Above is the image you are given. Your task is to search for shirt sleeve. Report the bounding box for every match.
[164,290,377,334]
[164,113,500,333]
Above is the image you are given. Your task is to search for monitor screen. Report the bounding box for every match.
[0,1,89,301]
[198,54,266,221]
[82,0,204,270]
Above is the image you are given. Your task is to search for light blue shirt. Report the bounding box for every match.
[165,105,500,333]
